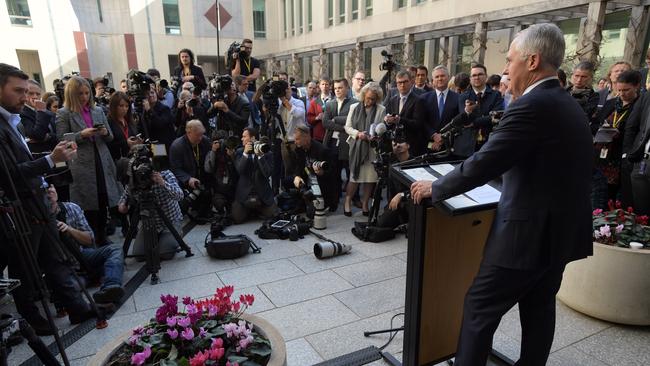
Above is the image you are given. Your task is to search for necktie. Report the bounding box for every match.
[476,92,483,107]
[399,96,407,114]
[438,92,445,120]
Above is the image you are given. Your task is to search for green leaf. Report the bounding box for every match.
[228,355,249,363]
[177,357,190,366]
[161,360,179,366]
[247,343,272,357]
[242,361,263,366]
[149,333,164,345]
[168,344,178,360]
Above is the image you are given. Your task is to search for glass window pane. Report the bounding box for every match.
[599,9,631,77]
[328,0,333,26]
[365,0,373,16]
[308,0,312,31]
[253,0,266,38]
[339,0,345,23]
[398,0,406,8]
[364,48,372,73]
[163,0,180,35]
[6,0,32,26]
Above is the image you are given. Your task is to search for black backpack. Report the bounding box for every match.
[352,221,396,243]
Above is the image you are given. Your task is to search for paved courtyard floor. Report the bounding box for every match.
[4,210,650,365]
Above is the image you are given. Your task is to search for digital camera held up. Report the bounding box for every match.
[207,73,233,102]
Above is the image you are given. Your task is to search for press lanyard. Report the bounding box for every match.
[612,109,628,129]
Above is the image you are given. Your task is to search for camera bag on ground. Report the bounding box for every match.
[204,222,260,259]
[255,213,311,241]
[352,221,396,243]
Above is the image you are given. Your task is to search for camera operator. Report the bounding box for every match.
[118,159,184,260]
[384,70,427,156]
[204,130,238,215]
[376,139,412,229]
[232,127,277,223]
[19,79,58,154]
[454,64,505,157]
[142,86,176,150]
[207,75,251,138]
[0,63,96,333]
[93,76,113,108]
[230,39,261,92]
[293,124,339,211]
[173,48,206,92]
[47,185,125,303]
[169,120,213,220]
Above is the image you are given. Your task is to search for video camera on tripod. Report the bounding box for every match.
[259,78,288,116]
[371,121,406,179]
[126,69,155,108]
[207,73,233,102]
[379,50,399,72]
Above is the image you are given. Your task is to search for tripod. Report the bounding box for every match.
[122,189,194,284]
[0,146,68,365]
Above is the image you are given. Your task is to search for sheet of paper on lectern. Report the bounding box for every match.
[404,167,437,182]
[431,163,455,176]
[465,184,501,204]
[444,195,478,209]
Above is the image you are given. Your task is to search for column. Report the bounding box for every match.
[472,21,488,65]
[623,5,650,67]
[403,33,415,66]
[439,36,450,68]
[354,42,364,73]
[447,35,459,75]
[576,0,606,64]
[318,48,328,78]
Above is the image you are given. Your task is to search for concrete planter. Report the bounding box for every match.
[557,242,650,326]
[88,313,286,366]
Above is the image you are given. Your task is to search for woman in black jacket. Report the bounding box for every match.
[172,48,206,91]
[106,92,140,162]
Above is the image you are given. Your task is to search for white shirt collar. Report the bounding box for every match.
[436,88,448,97]
[473,87,486,95]
[523,76,559,96]
[0,105,20,129]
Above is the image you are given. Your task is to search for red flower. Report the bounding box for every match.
[615,200,622,209]
[239,294,255,307]
[593,208,603,216]
[627,207,634,214]
[636,215,649,226]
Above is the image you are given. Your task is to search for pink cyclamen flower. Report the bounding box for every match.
[182,296,192,305]
[199,327,207,338]
[211,337,224,349]
[592,208,603,216]
[615,224,624,234]
[177,316,191,328]
[181,327,195,340]
[130,346,151,366]
[166,316,177,328]
[599,225,611,237]
[208,305,219,317]
[128,335,140,346]
[167,328,179,339]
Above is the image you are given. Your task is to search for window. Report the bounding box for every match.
[365,0,373,17]
[283,0,287,37]
[339,0,345,23]
[338,52,345,78]
[328,0,334,26]
[307,0,312,31]
[352,0,358,20]
[414,40,425,66]
[253,0,266,38]
[297,0,303,34]
[163,0,181,35]
[416,0,426,3]
[397,0,407,8]
[364,48,372,73]
[6,0,31,26]
[290,0,295,35]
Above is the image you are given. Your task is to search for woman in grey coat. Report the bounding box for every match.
[56,76,121,245]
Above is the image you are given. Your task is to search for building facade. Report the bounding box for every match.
[0,0,648,91]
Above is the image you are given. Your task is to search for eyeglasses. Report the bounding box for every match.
[396,80,410,84]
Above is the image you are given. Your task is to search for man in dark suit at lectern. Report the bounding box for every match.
[411,24,593,366]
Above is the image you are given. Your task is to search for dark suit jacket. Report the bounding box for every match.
[173,64,207,91]
[416,89,462,137]
[640,67,648,92]
[430,79,593,270]
[624,92,650,160]
[0,114,52,221]
[146,102,176,149]
[19,107,58,153]
[234,148,274,206]
[169,135,211,188]
[385,91,427,156]
[454,86,505,157]
[107,117,137,160]
[322,97,356,160]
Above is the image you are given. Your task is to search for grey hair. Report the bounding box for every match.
[432,65,449,76]
[27,79,42,88]
[396,70,412,80]
[513,23,565,70]
[359,82,383,102]
[185,119,205,133]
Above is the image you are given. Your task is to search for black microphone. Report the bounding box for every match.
[439,113,468,134]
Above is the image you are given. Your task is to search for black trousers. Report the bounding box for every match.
[454,262,566,366]
[6,220,90,322]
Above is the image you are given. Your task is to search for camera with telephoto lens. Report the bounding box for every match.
[260,79,288,115]
[186,184,205,204]
[53,72,80,107]
[379,50,399,72]
[95,74,114,106]
[126,69,155,110]
[227,41,242,61]
[127,143,170,191]
[207,73,233,102]
[253,139,270,155]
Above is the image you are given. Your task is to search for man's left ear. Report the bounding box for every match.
[528,54,540,71]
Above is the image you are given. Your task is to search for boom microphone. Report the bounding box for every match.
[439,113,469,134]
[374,122,388,137]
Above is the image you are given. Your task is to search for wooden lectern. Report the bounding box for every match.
[391,162,511,366]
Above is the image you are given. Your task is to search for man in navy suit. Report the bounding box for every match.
[411,24,593,365]
[416,65,462,151]
[384,70,427,156]
[454,64,504,157]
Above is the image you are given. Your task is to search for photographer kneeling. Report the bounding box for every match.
[233,127,277,224]
[204,130,239,216]
[118,155,184,260]
[293,124,340,211]
[47,185,125,303]
[376,139,412,229]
